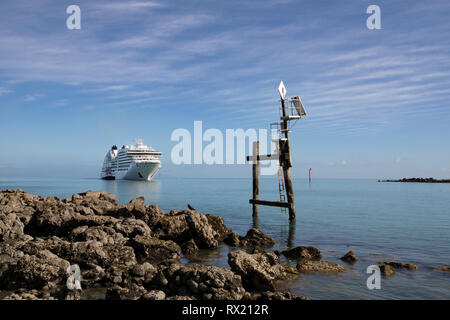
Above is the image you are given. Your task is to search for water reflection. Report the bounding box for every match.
[100,179,162,204]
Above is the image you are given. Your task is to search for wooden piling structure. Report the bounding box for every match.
[252,141,260,217]
[247,81,306,222]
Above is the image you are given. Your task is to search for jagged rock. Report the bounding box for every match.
[206,214,232,240]
[379,261,418,270]
[142,290,166,300]
[0,250,70,290]
[247,290,311,301]
[125,197,146,217]
[115,197,147,220]
[340,251,358,264]
[64,289,86,300]
[162,263,245,300]
[296,260,347,273]
[184,210,219,249]
[147,210,190,243]
[379,264,395,276]
[106,283,147,300]
[72,191,118,215]
[0,213,25,241]
[240,228,275,247]
[224,228,275,248]
[129,235,181,264]
[142,204,167,225]
[0,189,253,301]
[228,250,298,291]
[181,239,199,255]
[165,295,196,300]
[19,236,71,259]
[1,289,56,300]
[148,209,221,249]
[114,218,151,238]
[282,246,322,261]
[433,266,450,272]
[223,232,241,247]
[81,264,106,287]
[68,241,137,269]
[69,225,128,246]
[0,240,26,264]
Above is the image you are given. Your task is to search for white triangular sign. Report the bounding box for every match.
[278,81,286,99]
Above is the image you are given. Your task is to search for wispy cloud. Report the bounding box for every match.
[0,87,12,96]
[99,1,164,11]
[24,94,44,102]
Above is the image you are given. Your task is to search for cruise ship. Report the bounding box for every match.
[101,139,162,180]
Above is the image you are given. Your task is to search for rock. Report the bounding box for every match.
[0,189,266,300]
[296,260,347,273]
[142,290,166,300]
[340,251,358,264]
[69,225,127,246]
[25,205,79,237]
[181,239,199,255]
[81,264,106,287]
[228,250,298,291]
[114,218,151,238]
[0,250,70,290]
[68,241,137,269]
[106,283,147,300]
[148,209,225,249]
[0,212,26,241]
[163,264,245,300]
[129,235,181,264]
[223,232,241,247]
[64,289,86,300]
[282,246,322,261]
[205,214,232,240]
[73,191,118,215]
[116,197,147,220]
[433,266,450,273]
[249,290,311,301]
[379,264,395,276]
[2,289,56,300]
[148,210,190,243]
[379,261,418,270]
[224,228,275,248]
[240,228,275,248]
[184,210,219,249]
[165,295,196,300]
[125,197,146,217]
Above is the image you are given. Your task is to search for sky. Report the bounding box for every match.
[0,0,449,179]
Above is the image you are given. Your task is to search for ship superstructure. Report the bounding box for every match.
[101,139,162,180]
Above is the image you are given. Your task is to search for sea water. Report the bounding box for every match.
[1,177,449,299]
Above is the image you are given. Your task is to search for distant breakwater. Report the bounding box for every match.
[378,178,450,183]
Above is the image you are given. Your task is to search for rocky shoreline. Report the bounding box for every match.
[378,178,450,183]
[0,189,315,300]
[0,189,445,300]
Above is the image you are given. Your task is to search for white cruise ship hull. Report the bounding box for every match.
[117,161,161,181]
[101,161,161,181]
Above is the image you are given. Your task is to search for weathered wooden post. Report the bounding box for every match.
[252,141,260,217]
[279,97,296,221]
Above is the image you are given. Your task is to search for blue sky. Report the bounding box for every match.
[0,0,449,179]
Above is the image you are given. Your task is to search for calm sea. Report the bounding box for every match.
[1,177,449,299]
